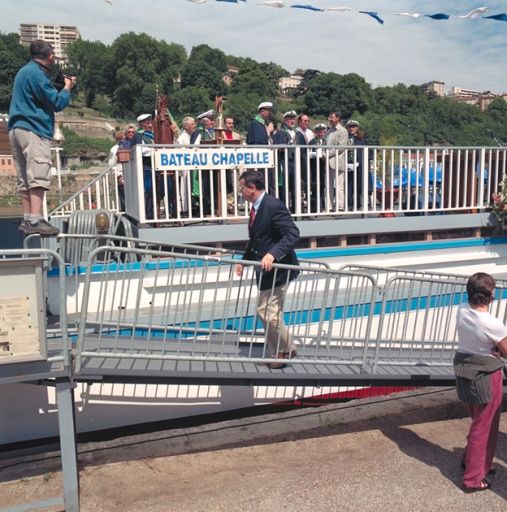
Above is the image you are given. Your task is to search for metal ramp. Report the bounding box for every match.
[72,241,491,387]
[3,237,507,511]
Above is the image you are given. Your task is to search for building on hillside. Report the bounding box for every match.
[0,120,15,176]
[448,86,498,111]
[420,81,445,97]
[477,93,497,111]
[19,23,80,64]
[447,86,481,100]
[222,65,239,87]
[279,74,303,95]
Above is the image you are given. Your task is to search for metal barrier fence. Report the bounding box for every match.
[45,233,328,317]
[49,144,507,225]
[70,243,507,376]
[74,245,377,372]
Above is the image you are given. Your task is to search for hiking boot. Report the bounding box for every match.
[25,219,60,237]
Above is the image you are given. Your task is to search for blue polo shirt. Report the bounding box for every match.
[8,60,71,140]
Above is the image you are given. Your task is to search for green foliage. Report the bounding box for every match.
[105,32,186,116]
[303,72,373,118]
[61,126,111,156]
[189,44,227,72]
[65,39,112,107]
[0,32,29,110]
[180,61,225,99]
[9,29,501,147]
[230,67,278,98]
[172,86,211,118]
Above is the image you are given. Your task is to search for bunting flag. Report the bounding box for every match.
[395,12,421,19]
[181,2,507,27]
[257,0,284,6]
[425,13,451,20]
[326,7,355,13]
[359,11,384,25]
[290,4,324,12]
[484,13,507,22]
[458,7,488,18]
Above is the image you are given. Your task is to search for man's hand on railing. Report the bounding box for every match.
[235,263,244,277]
[261,253,275,271]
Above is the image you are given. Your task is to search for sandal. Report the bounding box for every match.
[463,479,491,494]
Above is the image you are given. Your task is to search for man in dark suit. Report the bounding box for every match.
[235,170,300,369]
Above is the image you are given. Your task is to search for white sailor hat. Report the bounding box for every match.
[283,110,297,118]
[314,123,327,131]
[137,113,152,123]
[258,101,273,110]
[196,109,215,121]
[346,119,360,127]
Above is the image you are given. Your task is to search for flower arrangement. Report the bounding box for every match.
[491,173,507,224]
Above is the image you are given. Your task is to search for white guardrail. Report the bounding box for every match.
[50,144,507,224]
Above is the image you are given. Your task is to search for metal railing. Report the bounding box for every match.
[71,242,507,375]
[48,144,507,225]
[74,244,377,372]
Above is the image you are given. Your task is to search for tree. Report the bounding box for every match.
[172,86,211,118]
[0,32,29,110]
[189,44,227,73]
[108,32,186,116]
[179,60,225,99]
[66,39,112,107]
[230,67,278,98]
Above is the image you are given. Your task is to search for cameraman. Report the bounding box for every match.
[8,39,76,236]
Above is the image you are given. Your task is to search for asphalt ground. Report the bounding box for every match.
[1,387,507,511]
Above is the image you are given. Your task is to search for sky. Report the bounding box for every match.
[1,0,506,93]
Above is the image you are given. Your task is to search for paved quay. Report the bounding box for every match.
[1,387,507,511]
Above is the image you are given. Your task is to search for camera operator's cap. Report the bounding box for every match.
[346,119,360,127]
[196,109,215,121]
[137,113,152,123]
[258,101,273,110]
[314,123,327,131]
[283,110,297,118]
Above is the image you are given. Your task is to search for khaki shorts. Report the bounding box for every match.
[9,128,53,191]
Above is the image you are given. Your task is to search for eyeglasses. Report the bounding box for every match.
[127,130,135,134]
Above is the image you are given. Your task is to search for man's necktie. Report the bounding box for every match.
[249,207,256,227]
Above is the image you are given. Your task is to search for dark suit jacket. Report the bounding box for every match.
[246,119,269,145]
[243,193,300,290]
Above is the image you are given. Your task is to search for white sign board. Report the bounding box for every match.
[154,147,274,171]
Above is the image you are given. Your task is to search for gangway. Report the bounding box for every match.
[2,240,506,511]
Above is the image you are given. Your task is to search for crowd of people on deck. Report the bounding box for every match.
[107,101,371,218]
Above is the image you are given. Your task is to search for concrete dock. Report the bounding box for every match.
[1,387,507,511]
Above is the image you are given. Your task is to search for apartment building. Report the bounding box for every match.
[420,81,445,97]
[19,23,80,64]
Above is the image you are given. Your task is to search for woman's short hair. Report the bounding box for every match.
[467,272,495,307]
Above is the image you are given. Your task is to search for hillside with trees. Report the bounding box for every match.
[1,31,506,146]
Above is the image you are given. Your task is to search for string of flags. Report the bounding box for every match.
[184,1,507,25]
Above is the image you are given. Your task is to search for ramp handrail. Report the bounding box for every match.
[74,244,377,372]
